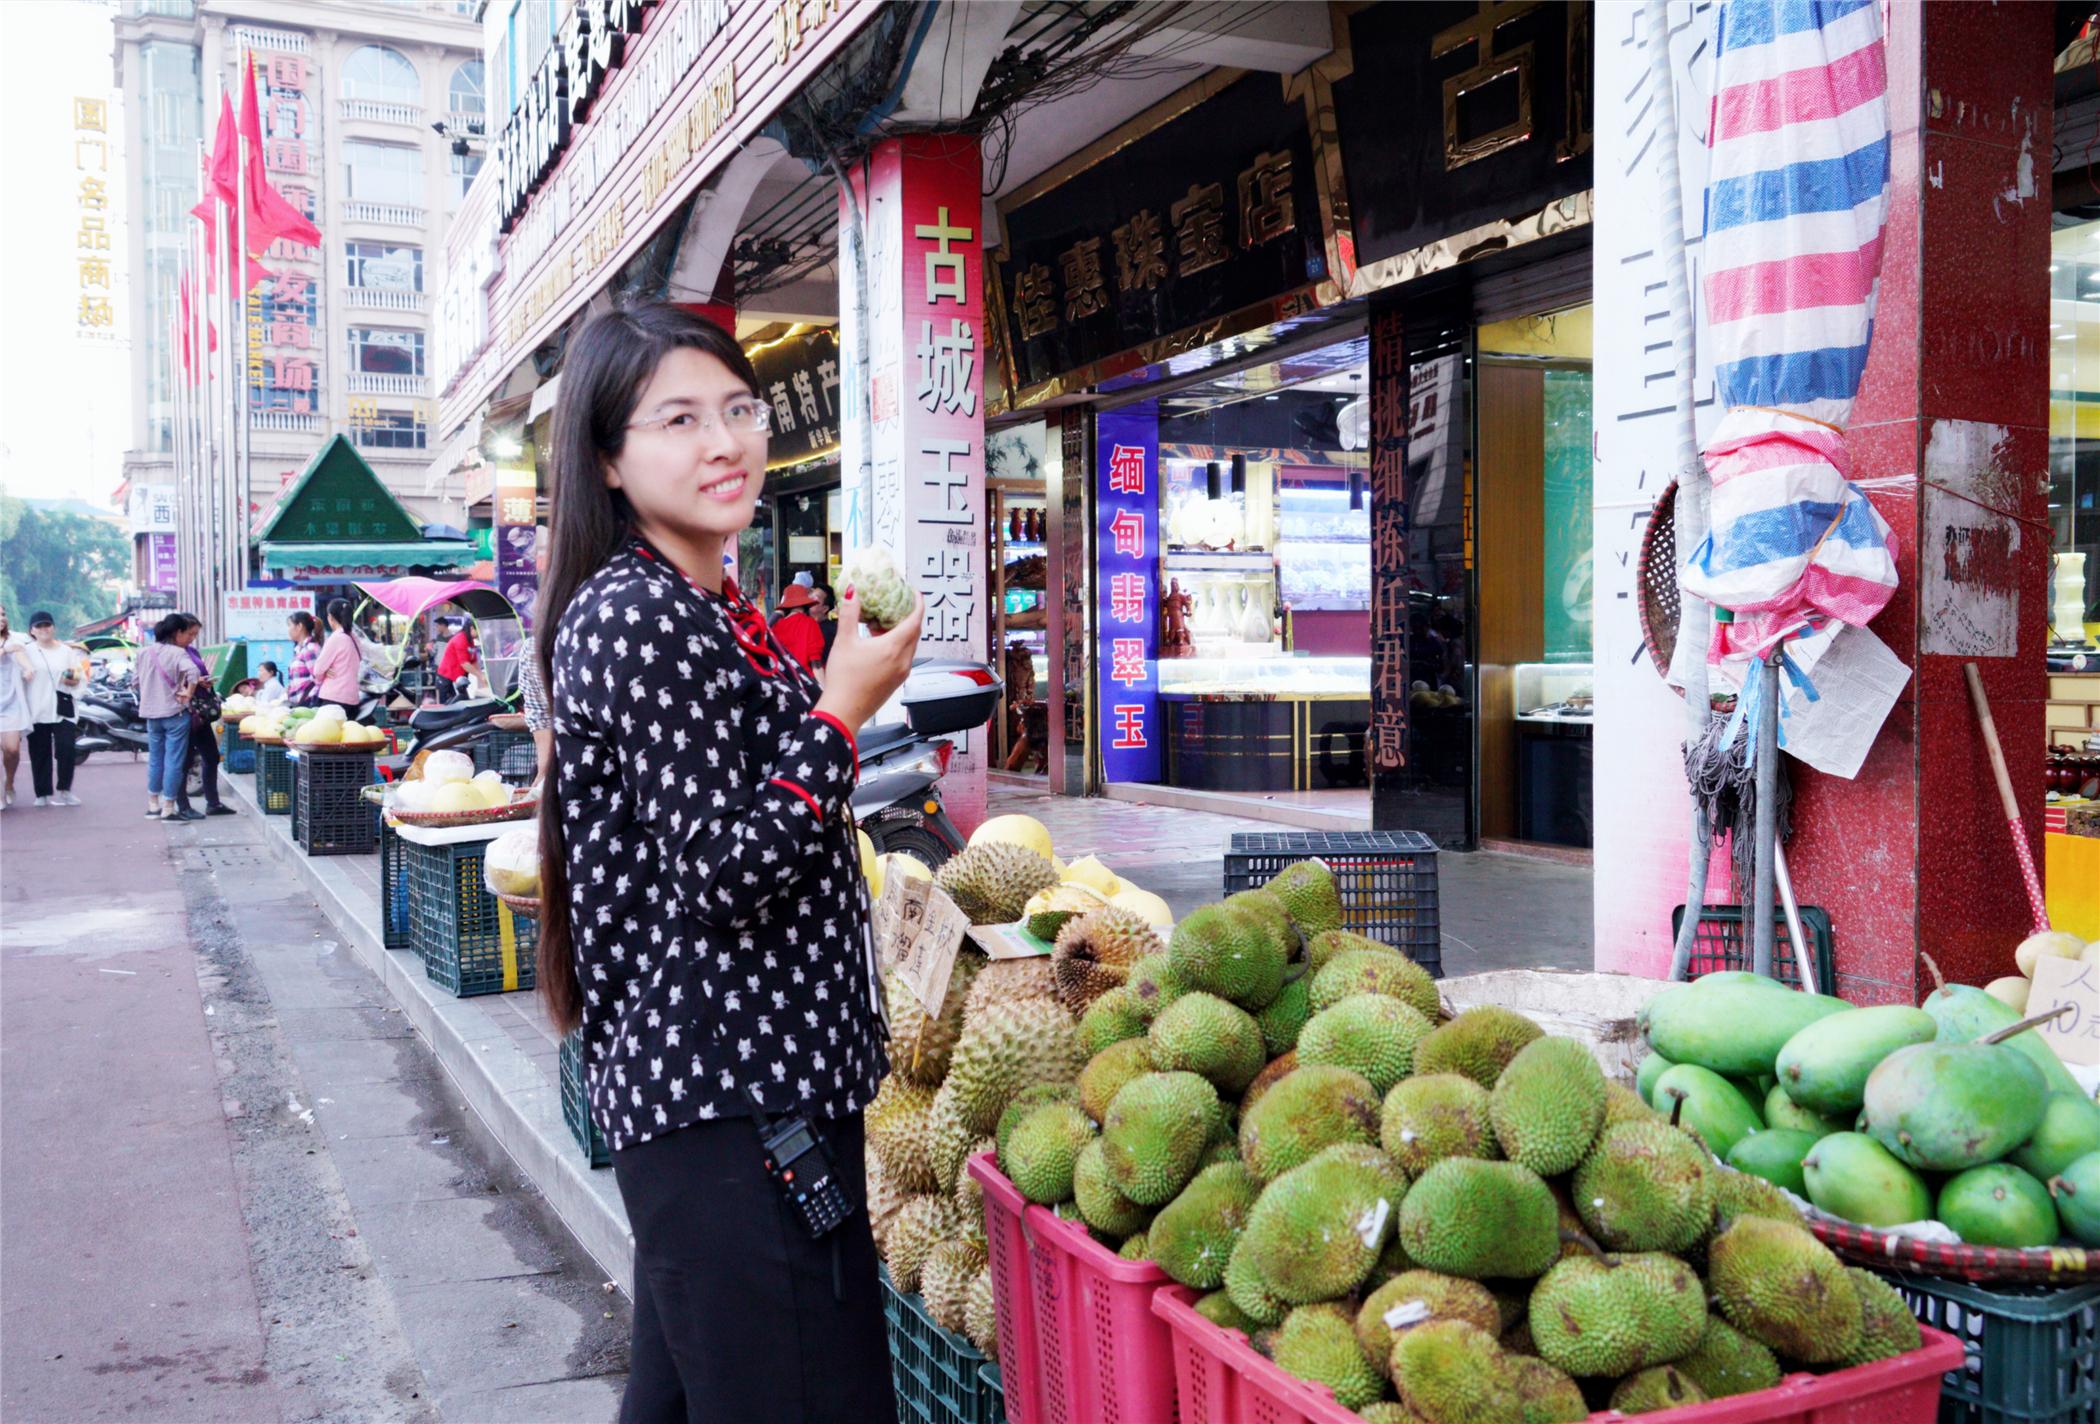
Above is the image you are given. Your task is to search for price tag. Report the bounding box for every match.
[2026,956,2100,1068]
[875,873,970,1017]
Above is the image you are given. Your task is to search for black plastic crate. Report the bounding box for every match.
[379,817,410,951]
[256,741,294,815]
[1885,1274,2100,1424]
[404,837,538,997]
[294,750,377,856]
[880,1269,1002,1424]
[1669,903,1836,996]
[560,1028,611,1168]
[220,723,255,774]
[1223,830,1442,977]
[471,727,538,783]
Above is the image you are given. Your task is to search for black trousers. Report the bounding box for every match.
[179,718,221,810]
[611,1113,895,1424]
[26,720,75,797]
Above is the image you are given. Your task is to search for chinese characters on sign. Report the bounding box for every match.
[748,326,843,469]
[495,464,541,631]
[903,192,987,650]
[254,52,320,410]
[1368,307,1410,780]
[1096,404,1161,784]
[224,590,317,642]
[994,74,1321,397]
[73,97,113,334]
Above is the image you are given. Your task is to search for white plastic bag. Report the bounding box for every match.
[484,825,540,898]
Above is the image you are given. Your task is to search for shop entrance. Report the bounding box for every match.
[1475,304,1594,850]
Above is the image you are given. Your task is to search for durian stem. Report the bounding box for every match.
[1982,1005,2074,1044]
[1558,1227,1621,1268]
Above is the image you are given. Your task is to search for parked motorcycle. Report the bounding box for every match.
[851,657,1003,869]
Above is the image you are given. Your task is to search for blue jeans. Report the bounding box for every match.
[146,713,191,799]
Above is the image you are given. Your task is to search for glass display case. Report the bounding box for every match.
[1511,662,1595,723]
[1158,654,1371,698]
[1163,551,1280,653]
[1157,655,1371,793]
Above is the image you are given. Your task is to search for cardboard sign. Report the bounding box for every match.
[874,873,970,1017]
[967,922,1055,961]
[2026,954,2100,1068]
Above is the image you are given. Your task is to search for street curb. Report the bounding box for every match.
[225,775,636,1296]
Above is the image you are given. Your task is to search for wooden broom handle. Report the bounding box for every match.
[1964,662,2022,824]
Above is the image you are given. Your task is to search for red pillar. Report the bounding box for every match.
[1788,4,2055,1003]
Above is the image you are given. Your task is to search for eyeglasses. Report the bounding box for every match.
[626,398,771,438]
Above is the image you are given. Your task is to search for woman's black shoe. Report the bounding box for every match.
[207,804,237,816]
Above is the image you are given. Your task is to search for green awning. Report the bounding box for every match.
[260,540,478,573]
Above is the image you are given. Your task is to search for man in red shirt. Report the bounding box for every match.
[770,584,825,672]
[435,618,479,701]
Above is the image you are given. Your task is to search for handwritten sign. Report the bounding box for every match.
[2027,955,2100,1068]
[873,872,970,1017]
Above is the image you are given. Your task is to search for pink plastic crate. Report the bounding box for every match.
[1151,1285,1967,1424]
[968,1151,1180,1424]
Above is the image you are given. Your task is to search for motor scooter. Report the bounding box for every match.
[851,657,1003,869]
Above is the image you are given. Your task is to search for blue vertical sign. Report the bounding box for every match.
[1096,402,1161,784]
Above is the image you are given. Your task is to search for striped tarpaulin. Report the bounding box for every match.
[1681,0,1898,670]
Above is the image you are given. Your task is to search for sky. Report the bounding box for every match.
[0,0,133,516]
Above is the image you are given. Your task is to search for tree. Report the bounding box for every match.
[0,496,131,635]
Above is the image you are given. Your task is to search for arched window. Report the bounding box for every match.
[448,60,484,122]
[342,45,418,106]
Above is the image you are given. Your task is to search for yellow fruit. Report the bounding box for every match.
[295,719,343,745]
[476,779,514,809]
[2015,931,2085,978]
[859,830,879,884]
[887,853,933,884]
[1063,854,1123,899]
[429,782,483,814]
[1984,976,2031,1011]
[1110,887,1173,929]
[239,715,263,735]
[971,814,1056,863]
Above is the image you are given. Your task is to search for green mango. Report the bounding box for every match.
[2051,1151,2100,1246]
[1645,980,1852,1078]
[1725,1128,1821,1195]
[1801,1132,1933,1227]
[2010,1093,2100,1182]
[1861,1041,2048,1172]
[1764,1083,1848,1139]
[1938,1163,2059,1248]
[1653,1064,1765,1158]
[1636,1052,1675,1108]
[1775,1006,1939,1116]
[1921,984,2084,1097]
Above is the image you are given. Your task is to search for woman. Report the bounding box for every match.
[769,582,825,672]
[254,660,288,707]
[0,604,30,808]
[20,612,87,806]
[310,599,362,718]
[536,304,919,1424]
[285,611,320,706]
[138,612,199,821]
[173,615,234,818]
[435,617,480,702]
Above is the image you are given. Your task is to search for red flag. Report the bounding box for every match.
[198,200,271,295]
[240,54,319,252]
[189,92,238,226]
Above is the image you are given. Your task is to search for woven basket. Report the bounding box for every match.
[292,741,383,756]
[495,890,540,918]
[250,733,286,746]
[386,799,537,830]
[1809,1217,2098,1284]
[1636,481,1738,712]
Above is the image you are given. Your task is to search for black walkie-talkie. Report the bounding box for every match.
[744,1085,854,1239]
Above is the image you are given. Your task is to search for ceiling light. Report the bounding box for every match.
[1205,461,1222,501]
[1229,453,1246,496]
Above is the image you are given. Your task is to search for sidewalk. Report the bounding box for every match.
[225,770,1593,1314]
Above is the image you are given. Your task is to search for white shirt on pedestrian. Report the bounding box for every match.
[20,641,83,725]
[0,633,32,734]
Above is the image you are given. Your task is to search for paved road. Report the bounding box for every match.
[1,761,626,1422]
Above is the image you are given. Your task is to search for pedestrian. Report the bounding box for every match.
[0,604,30,809]
[286,611,320,706]
[536,303,920,1424]
[174,615,235,818]
[138,612,200,821]
[20,612,87,806]
[770,581,825,672]
[516,631,553,792]
[811,581,839,664]
[310,599,363,718]
[254,660,288,707]
[435,617,480,701]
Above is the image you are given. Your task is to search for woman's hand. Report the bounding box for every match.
[813,587,924,732]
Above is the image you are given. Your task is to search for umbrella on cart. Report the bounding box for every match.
[352,577,524,701]
[1665,0,1903,980]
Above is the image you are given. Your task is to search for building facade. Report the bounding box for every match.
[113,0,485,570]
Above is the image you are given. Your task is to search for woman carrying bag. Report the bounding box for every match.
[535,304,918,1424]
[19,612,86,806]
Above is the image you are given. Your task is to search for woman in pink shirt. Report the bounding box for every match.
[311,598,363,716]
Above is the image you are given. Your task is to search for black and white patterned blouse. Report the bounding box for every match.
[550,537,887,1150]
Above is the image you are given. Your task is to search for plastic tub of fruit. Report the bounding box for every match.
[967,1151,1175,1424]
[1149,1285,1964,1424]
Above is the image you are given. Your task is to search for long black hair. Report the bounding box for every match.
[536,303,762,1032]
[325,597,353,635]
